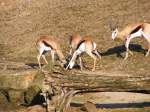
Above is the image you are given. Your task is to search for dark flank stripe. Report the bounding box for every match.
[68,34,72,45]
[130,25,143,34]
[76,40,86,50]
[42,40,53,49]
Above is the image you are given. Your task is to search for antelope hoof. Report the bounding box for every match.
[80,65,83,71]
[124,56,128,60]
[145,53,149,57]
[39,66,42,70]
[65,67,68,70]
[99,56,102,60]
[124,53,128,60]
[129,51,133,55]
[65,65,70,70]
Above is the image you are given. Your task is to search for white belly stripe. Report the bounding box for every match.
[41,44,52,51]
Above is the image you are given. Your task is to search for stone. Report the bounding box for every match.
[26,105,45,112]
[82,101,97,112]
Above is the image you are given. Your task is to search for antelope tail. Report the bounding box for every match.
[93,50,101,59]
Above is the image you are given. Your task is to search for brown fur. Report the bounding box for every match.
[68,33,82,55]
[115,22,150,59]
[67,36,101,71]
[37,36,60,51]
[36,36,66,68]
[117,22,150,40]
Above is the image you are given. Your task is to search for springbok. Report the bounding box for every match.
[111,22,150,60]
[36,36,66,69]
[68,33,82,56]
[66,37,101,71]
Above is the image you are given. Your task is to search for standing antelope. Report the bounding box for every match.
[68,33,82,56]
[36,36,66,69]
[66,37,101,71]
[111,22,150,60]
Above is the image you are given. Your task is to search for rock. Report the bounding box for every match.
[24,85,43,105]
[0,70,37,90]
[26,105,45,112]
[23,72,46,105]
[0,69,45,106]
[81,101,97,112]
[8,90,24,104]
[0,91,8,103]
[66,107,81,112]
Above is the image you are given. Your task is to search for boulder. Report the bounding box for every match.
[0,69,44,106]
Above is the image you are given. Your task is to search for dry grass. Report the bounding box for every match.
[1,0,150,75]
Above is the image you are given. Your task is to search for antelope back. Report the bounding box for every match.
[69,33,82,49]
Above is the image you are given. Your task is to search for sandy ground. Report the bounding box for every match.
[73,92,150,104]
[72,92,150,111]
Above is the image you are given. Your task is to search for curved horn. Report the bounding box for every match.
[108,17,117,31]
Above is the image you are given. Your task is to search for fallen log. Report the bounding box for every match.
[44,67,150,93]
[42,67,150,112]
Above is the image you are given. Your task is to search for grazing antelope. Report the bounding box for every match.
[66,37,101,71]
[68,33,82,56]
[111,22,150,60]
[36,36,66,69]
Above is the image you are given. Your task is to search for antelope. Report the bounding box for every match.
[111,22,150,60]
[66,37,101,71]
[68,33,82,56]
[36,36,66,69]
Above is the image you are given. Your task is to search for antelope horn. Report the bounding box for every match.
[108,18,116,30]
[115,20,119,29]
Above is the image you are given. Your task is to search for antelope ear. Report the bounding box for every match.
[112,27,117,31]
[112,28,115,31]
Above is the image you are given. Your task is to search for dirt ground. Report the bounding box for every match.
[0,0,150,111]
[72,92,150,112]
[1,0,150,75]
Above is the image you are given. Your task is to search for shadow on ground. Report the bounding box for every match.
[101,44,146,58]
[25,63,40,69]
[71,102,150,109]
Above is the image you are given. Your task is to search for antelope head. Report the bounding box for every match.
[112,28,118,40]
[109,19,119,40]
